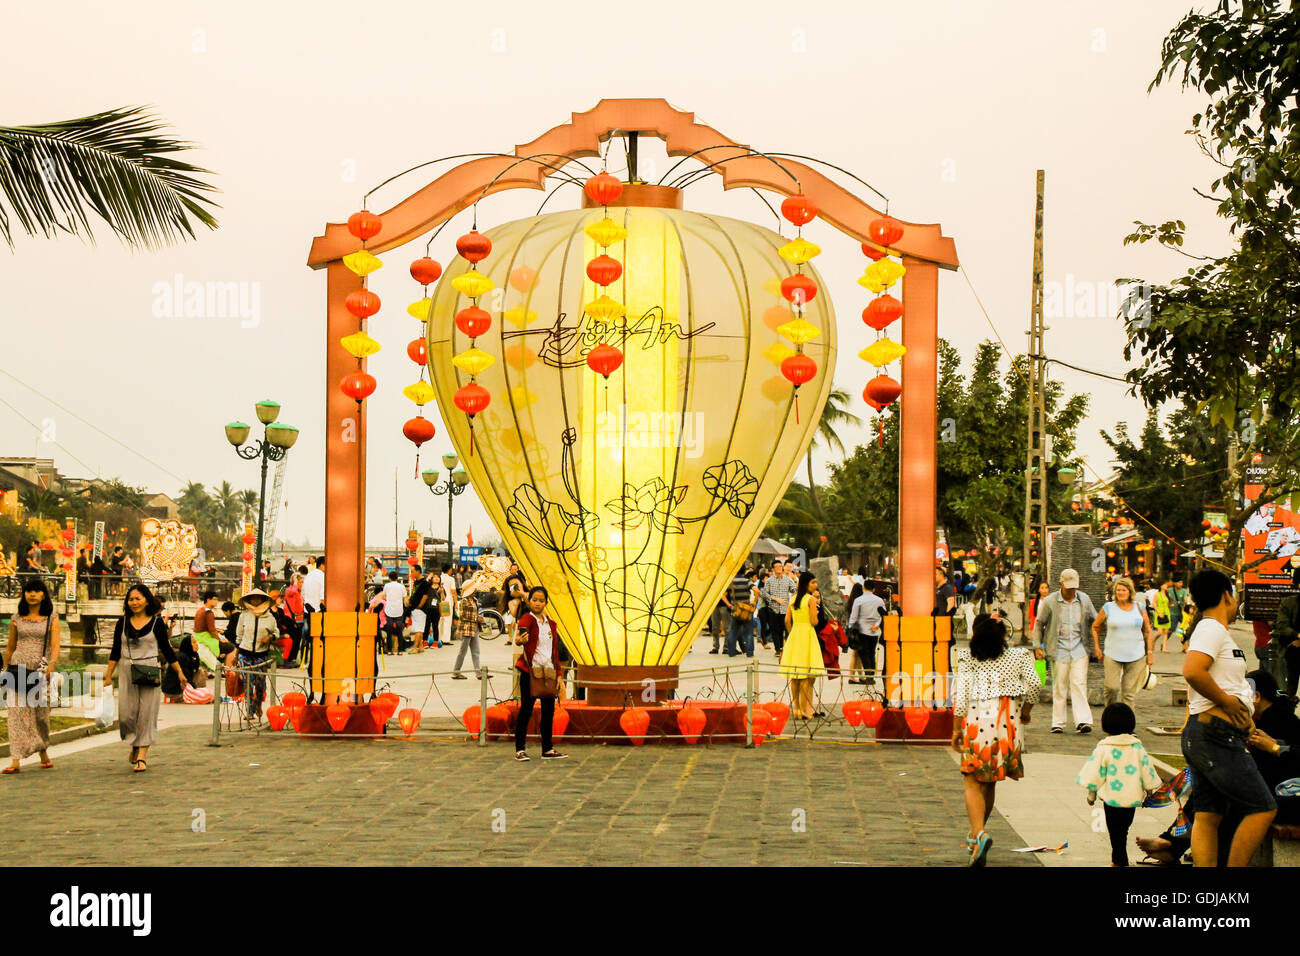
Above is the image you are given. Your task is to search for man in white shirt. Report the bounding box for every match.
[846,583,887,677]
[1181,569,1276,867]
[838,568,853,598]
[301,556,325,648]
[1030,568,1096,734]
[382,571,408,653]
[439,564,458,645]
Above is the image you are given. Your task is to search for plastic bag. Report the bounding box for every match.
[93,686,116,728]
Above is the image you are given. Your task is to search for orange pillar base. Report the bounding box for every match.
[308,611,378,707]
[875,614,953,741]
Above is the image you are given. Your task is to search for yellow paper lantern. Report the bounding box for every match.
[452,347,496,377]
[503,306,538,329]
[427,205,836,668]
[342,250,383,277]
[584,217,628,248]
[776,318,820,346]
[857,259,907,294]
[340,331,381,359]
[584,294,627,322]
[402,380,436,406]
[407,298,433,321]
[762,342,796,366]
[859,338,908,367]
[450,270,494,298]
[778,238,822,264]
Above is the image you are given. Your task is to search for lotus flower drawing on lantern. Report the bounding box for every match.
[428,205,835,667]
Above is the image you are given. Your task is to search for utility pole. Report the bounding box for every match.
[1023,170,1048,577]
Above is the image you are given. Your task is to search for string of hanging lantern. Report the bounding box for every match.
[448,226,494,455]
[859,213,907,445]
[774,192,820,424]
[582,170,626,408]
[339,209,384,413]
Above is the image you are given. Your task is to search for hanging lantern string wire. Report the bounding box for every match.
[362,151,586,209]
[760,151,891,208]
[658,143,801,190]
[471,152,605,229]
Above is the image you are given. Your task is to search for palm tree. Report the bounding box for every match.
[18,487,63,520]
[213,481,242,535]
[237,489,260,525]
[805,387,861,519]
[0,106,218,249]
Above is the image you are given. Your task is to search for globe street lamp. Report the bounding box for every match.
[422,453,471,567]
[225,400,298,578]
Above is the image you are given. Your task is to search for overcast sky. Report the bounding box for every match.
[3,0,1228,550]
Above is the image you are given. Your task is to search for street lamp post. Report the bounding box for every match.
[422,452,471,568]
[225,400,299,580]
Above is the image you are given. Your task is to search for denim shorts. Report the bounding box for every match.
[1181,716,1277,817]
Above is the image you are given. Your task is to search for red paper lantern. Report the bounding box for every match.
[456,231,492,263]
[780,273,818,306]
[61,527,76,542]
[676,705,706,744]
[325,704,351,732]
[409,256,443,285]
[864,374,901,407]
[619,708,650,746]
[841,699,863,727]
[403,416,436,446]
[868,216,904,246]
[863,294,903,330]
[266,705,288,731]
[407,556,419,566]
[1201,519,1212,529]
[780,193,818,226]
[509,266,538,292]
[346,210,382,241]
[903,706,931,734]
[585,344,624,379]
[398,707,421,735]
[860,699,884,728]
[552,705,569,740]
[282,692,306,711]
[863,394,886,412]
[454,383,491,417]
[407,337,427,365]
[341,370,377,402]
[780,353,817,387]
[455,306,492,338]
[345,288,380,319]
[584,172,623,206]
[586,254,622,287]
[749,707,773,745]
[861,243,887,261]
[60,547,74,558]
[241,550,253,561]
[463,705,482,735]
[368,699,387,727]
[760,701,790,735]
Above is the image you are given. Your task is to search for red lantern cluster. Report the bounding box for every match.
[582,172,627,409]
[776,192,821,424]
[341,208,383,409]
[859,214,906,445]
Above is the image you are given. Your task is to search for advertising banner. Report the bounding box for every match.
[1241,453,1299,621]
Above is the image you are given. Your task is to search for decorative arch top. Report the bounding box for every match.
[307,98,959,270]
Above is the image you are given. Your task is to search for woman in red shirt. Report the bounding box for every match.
[513,586,567,762]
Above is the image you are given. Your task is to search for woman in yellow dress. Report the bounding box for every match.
[781,571,827,718]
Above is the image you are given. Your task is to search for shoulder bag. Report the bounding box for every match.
[128,615,163,687]
[526,617,558,698]
[4,615,53,696]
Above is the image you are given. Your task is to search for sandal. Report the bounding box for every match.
[40,759,54,769]
[1136,855,1181,867]
[133,760,148,773]
[1,766,18,775]
[971,830,993,867]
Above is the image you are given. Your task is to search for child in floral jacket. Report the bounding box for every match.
[1076,703,1163,866]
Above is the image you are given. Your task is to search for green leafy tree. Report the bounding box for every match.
[237,489,260,525]
[0,106,218,249]
[1120,0,1300,567]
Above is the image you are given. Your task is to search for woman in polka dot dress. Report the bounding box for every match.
[951,614,1039,866]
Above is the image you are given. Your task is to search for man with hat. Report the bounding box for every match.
[223,589,280,723]
[1029,567,1097,734]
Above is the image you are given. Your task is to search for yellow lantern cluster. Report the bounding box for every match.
[858,216,908,435]
[448,229,496,454]
[402,250,445,474]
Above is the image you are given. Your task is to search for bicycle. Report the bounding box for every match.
[477,608,507,641]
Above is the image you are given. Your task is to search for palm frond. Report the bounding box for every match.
[0,106,219,250]
[813,387,862,457]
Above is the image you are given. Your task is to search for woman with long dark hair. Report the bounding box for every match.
[512,586,567,761]
[952,613,1039,865]
[102,583,188,772]
[3,577,60,773]
[781,571,827,719]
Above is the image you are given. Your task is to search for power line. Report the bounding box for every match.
[1029,354,1131,384]
[0,393,101,477]
[0,365,187,484]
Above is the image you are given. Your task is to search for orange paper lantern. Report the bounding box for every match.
[552,705,569,740]
[341,370,377,402]
[407,338,427,365]
[841,699,863,726]
[677,705,706,744]
[780,193,818,226]
[266,705,288,731]
[398,707,421,735]
[862,294,903,330]
[463,705,482,736]
[867,216,904,246]
[760,701,790,735]
[860,699,884,728]
[749,707,773,745]
[456,230,492,263]
[584,172,623,206]
[779,273,818,306]
[410,256,443,285]
[619,708,650,745]
[347,210,382,240]
[345,288,381,319]
[325,704,351,732]
[903,706,931,734]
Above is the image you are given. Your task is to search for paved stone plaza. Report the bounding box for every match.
[0,625,1222,867]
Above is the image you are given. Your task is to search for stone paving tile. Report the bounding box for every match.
[0,724,1038,867]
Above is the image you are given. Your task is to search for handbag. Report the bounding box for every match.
[525,617,558,698]
[733,601,754,622]
[125,615,163,686]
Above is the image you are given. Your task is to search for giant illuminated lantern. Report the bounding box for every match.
[308,99,959,733]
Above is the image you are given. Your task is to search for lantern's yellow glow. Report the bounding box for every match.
[343,250,383,277]
[859,338,908,367]
[778,238,821,264]
[858,258,907,293]
[762,342,796,366]
[340,331,381,359]
[503,306,538,329]
[452,347,496,377]
[402,380,436,405]
[450,270,494,298]
[428,205,835,667]
[407,298,433,320]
